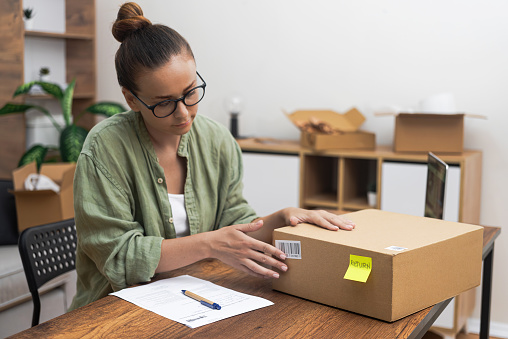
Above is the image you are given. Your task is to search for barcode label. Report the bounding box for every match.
[385,245,408,252]
[275,240,302,259]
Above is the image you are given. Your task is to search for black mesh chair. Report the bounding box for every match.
[18,218,77,327]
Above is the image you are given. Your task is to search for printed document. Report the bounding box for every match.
[110,275,273,328]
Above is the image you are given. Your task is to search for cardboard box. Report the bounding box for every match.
[389,113,486,154]
[12,162,76,232]
[272,209,483,322]
[285,108,375,151]
[395,113,465,154]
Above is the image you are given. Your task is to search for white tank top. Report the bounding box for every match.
[167,193,190,238]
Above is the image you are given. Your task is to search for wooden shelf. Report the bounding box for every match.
[303,193,338,208]
[236,138,300,155]
[74,93,96,99]
[296,145,481,224]
[301,145,481,165]
[0,0,96,179]
[25,30,94,40]
[342,196,372,211]
[27,92,95,100]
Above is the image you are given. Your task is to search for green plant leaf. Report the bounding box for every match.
[0,103,62,132]
[59,124,88,162]
[18,144,48,171]
[84,102,127,117]
[23,8,34,19]
[0,103,35,115]
[13,81,64,99]
[61,79,76,126]
[74,101,127,124]
[13,81,38,97]
[35,81,64,99]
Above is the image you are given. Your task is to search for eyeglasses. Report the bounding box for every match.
[130,72,206,118]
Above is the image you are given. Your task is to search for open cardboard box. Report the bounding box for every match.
[272,209,483,322]
[285,108,375,151]
[11,162,75,232]
[377,112,486,154]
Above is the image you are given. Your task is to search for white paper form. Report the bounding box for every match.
[110,275,273,328]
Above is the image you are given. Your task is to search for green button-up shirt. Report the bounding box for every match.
[69,111,257,310]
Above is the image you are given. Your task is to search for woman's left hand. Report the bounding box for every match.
[282,207,355,231]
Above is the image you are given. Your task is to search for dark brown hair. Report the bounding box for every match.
[112,2,194,92]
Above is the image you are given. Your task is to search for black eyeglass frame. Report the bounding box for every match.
[129,72,206,118]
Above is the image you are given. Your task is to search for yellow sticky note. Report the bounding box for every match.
[343,254,372,283]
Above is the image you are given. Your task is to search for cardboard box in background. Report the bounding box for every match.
[395,113,464,154]
[272,209,483,322]
[285,108,375,151]
[12,162,75,232]
[384,113,486,154]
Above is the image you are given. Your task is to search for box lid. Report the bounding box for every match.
[285,108,366,133]
[274,209,483,255]
[12,162,37,191]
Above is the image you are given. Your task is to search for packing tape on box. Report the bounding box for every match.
[344,254,372,283]
[24,173,61,193]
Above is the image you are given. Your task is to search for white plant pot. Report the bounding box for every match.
[367,191,377,207]
[40,74,50,82]
[24,19,34,30]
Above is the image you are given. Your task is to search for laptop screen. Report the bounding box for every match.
[424,152,448,220]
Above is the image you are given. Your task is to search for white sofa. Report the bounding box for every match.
[0,245,76,338]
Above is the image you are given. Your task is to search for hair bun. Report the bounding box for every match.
[112,2,152,43]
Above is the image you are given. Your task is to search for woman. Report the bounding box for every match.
[69,2,355,311]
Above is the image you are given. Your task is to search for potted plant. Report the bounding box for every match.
[0,79,126,169]
[39,67,50,82]
[23,8,35,30]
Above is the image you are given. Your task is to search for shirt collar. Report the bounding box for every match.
[133,110,191,159]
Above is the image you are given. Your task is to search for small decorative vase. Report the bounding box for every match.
[367,191,377,207]
[24,19,33,30]
[40,74,50,82]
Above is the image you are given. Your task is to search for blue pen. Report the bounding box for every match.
[182,290,222,310]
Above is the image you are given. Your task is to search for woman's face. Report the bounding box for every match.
[123,54,199,137]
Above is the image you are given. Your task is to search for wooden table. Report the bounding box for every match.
[11,226,500,339]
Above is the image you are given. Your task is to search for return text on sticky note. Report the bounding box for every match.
[343,254,372,283]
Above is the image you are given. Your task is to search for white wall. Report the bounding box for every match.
[96,0,508,330]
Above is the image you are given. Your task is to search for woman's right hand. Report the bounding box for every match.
[206,220,288,279]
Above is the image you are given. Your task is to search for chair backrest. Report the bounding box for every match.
[18,218,77,327]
